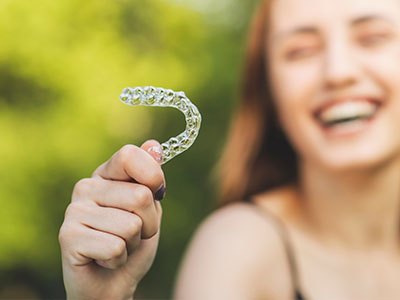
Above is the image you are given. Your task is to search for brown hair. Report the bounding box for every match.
[217,0,298,205]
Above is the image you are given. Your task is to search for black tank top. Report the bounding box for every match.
[248,203,308,300]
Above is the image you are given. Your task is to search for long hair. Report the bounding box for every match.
[217,0,298,205]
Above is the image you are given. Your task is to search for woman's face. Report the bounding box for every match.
[267,0,400,171]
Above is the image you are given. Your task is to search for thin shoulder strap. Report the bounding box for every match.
[248,203,305,300]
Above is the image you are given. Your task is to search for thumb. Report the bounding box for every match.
[141,139,163,165]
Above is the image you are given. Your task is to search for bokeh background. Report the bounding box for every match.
[0,0,259,298]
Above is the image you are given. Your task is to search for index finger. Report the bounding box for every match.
[93,143,165,195]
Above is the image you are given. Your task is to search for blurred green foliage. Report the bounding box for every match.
[0,0,258,298]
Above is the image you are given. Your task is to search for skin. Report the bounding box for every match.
[267,0,400,252]
[60,0,400,299]
[174,0,400,299]
[59,140,165,300]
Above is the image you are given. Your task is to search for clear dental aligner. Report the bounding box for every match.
[119,86,202,164]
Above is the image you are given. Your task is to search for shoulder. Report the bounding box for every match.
[173,200,294,300]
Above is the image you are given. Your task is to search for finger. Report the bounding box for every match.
[71,202,143,253]
[72,178,159,238]
[141,139,163,166]
[95,256,126,270]
[61,222,128,269]
[141,141,166,200]
[92,143,165,195]
[154,199,163,221]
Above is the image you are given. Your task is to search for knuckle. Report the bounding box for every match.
[125,216,142,238]
[65,202,87,218]
[143,217,159,239]
[148,167,164,185]
[58,225,68,245]
[108,238,126,259]
[118,144,139,165]
[144,224,159,239]
[72,178,93,199]
[58,222,77,246]
[134,185,153,209]
[64,203,76,219]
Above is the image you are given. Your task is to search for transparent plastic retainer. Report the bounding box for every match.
[119,86,202,164]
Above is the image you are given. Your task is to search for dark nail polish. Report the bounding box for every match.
[155,184,165,201]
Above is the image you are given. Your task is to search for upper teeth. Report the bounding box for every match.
[318,101,377,125]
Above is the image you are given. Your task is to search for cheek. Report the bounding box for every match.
[364,46,400,129]
[271,60,321,108]
[362,41,400,94]
[270,60,321,150]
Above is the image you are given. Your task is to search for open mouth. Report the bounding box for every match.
[313,98,382,130]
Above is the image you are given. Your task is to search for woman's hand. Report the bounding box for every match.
[59,140,165,300]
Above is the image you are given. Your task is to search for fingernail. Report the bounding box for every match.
[155,184,166,201]
[147,145,163,165]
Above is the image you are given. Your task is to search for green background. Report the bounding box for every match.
[0,0,258,298]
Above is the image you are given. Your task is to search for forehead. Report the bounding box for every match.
[270,0,400,32]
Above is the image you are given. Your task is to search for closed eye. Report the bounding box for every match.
[358,33,392,47]
[285,46,319,60]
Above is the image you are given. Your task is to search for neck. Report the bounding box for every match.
[297,157,400,251]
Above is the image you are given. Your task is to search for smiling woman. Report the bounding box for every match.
[59,0,400,299]
[174,0,400,299]
[267,1,400,172]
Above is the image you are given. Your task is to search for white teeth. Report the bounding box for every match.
[318,101,377,125]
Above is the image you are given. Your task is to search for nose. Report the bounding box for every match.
[323,40,359,91]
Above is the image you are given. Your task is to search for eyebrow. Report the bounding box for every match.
[273,14,393,42]
[351,14,393,26]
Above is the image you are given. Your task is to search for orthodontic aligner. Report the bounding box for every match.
[119,86,202,164]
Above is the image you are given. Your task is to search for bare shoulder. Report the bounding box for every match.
[173,200,294,300]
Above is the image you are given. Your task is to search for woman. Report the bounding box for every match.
[59,0,400,299]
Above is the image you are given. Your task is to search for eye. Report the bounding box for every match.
[358,32,392,47]
[285,46,319,61]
